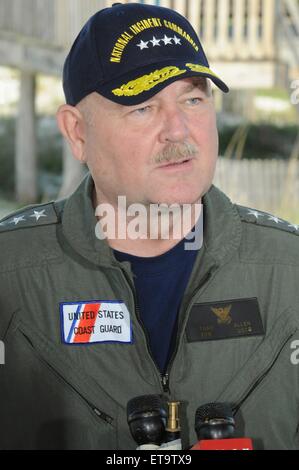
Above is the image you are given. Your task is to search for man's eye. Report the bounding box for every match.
[133,106,151,115]
[187,97,202,105]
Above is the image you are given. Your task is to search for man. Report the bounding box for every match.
[0,2,299,450]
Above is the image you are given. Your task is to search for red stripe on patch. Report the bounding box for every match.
[73,303,101,343]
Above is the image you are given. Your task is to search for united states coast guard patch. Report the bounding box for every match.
[60,300,133,345]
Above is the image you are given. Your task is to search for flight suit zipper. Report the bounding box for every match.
[161,373,170,393]
[119,265,214,396]
[44,361,114,425]
[120,268,168,393]
[162,271,214,393]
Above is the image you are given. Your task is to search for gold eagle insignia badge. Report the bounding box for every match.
[211,305,232,325]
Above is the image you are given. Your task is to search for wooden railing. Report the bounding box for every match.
[0,0,55,44]
[3,0,299,66]
[280,0,299,65]
[121,0,278,60]
[54,0,106,47]
[0,0,106,47]
[1,0,299,79]
[0,0,279,58]
[214,157,299,219]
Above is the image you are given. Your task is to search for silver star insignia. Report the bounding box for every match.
[150,36,161,47]
[173,35,182,45]
[268,215,282,224]
[10,216,26,225]
[162,34,173,45]
[30,210,47,221]
[137,40,149,50]
[288,223,299,231]
[247,210,263,219]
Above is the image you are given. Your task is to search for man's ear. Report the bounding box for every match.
[56,104,87,163]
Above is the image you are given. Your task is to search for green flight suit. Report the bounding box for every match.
[0,173,299,450]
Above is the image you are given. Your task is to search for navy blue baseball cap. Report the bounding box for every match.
[63,2,229,106]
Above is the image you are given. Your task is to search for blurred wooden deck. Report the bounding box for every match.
[1,0,299,203]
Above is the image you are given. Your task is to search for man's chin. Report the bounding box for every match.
[147,192,205,207]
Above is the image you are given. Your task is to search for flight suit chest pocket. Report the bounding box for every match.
[2,311,120,450]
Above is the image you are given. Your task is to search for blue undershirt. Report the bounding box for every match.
[113,236,199,374]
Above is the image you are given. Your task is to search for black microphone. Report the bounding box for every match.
[127,395,167,450]
[191,402,253,450]
[195,402,235,440]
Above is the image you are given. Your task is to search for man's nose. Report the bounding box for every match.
[159,106,190,143]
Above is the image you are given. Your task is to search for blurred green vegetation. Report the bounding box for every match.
[279,208,299,225]
[218,123,298,160]
[0,115,298,224]
[0,116,62,199]
[255,88,290,100]
[1,116,299,197]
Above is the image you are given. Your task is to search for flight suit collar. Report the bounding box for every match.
[202,183,242,266]
[60,173,117,267]
[60,173,242,271]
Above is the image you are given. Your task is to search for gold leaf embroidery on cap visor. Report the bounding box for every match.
[112,66,187,97]
[186,63,220,79]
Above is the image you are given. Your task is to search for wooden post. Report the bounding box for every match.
[160,0,172,8]
[248,0,260,58]
[233,0,246,58]
[16,70,38,204]
[173,0,186,16]
[205,0,216,52]
[189,0,202,36]
[263,0,276,59]
[217,0,229,56]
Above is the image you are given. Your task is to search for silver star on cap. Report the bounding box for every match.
[247,210,263,219]
[173,35,182,45]
[137,40,149,50]
[161,34,173,45]
[30,210,47,221]
[10,216,26,225]
[288,223,299,231]
[150,36,161,47]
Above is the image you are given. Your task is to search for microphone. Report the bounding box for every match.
[162,401,182,450]
[127,395,167,450]
[191,402,253,450]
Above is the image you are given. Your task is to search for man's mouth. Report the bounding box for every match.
[158,158,194,169]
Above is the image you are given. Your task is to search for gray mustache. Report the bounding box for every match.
[154,142,198,165]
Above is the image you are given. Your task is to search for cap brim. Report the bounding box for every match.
[97,60,229,106]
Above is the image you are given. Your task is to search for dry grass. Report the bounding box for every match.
[276,207,299,225]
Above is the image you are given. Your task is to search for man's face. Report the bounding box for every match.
[81,77,219,207]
